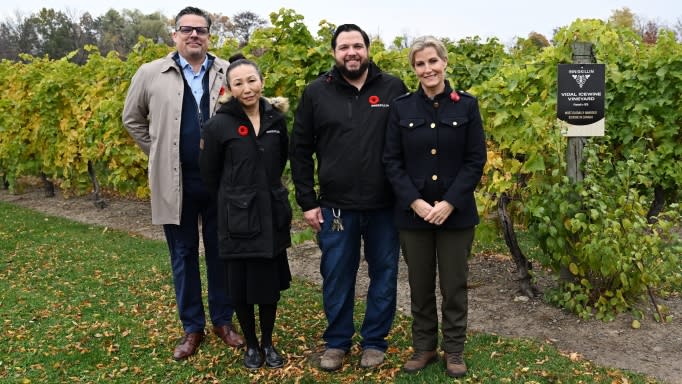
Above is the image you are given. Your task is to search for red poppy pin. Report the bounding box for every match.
[238,125,249,136]
[450,91,460,102]
[219,86,225,96]
[368,95,380,105]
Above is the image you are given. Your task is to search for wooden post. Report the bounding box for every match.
[560,42,595,282]
[566,42,595,183]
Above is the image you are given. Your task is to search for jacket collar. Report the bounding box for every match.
[218,96,250,118]
[160,51,222,74]
[171,51,214,72]
[416,79,453,101]
[217,96,287,123]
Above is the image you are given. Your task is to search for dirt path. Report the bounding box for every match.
[2,188,680,383]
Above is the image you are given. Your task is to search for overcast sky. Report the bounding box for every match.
[3,0,681,45]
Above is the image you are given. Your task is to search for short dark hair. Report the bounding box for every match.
[331,24,370,50]
[175,6,211,29]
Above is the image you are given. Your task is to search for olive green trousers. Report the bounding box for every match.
[400,227,475,353]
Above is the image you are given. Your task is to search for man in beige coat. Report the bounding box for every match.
[122,6,243,360]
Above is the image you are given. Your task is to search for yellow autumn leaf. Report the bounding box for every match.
[569,262,579,275]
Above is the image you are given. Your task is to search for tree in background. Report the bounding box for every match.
[125,10,172,47]
[526,31,550,48]
[609,7,637,30]
[0,6,678,61]
[76,12,98,51]
[96,9,171,57]
[208,13,234,48]
[391,33,412,50]
[0,7,267,60]
[0,7,172,61]
[608,6,678,44]
[95,9,127,56]
[18,8,80,59]
[229,11,267,47]
[511,31,550,54]
[641,20,661,44]
[0,12,21,59]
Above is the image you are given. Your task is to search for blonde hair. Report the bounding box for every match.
[408,36,448,67]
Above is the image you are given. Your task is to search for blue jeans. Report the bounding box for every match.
[163,178,234,334]
[317,207,400,352]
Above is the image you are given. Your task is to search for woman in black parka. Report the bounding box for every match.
[200,54,292,370]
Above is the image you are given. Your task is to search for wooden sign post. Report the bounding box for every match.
[560,42,601,183]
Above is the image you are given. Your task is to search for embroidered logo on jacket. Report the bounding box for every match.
[368,95,390,108]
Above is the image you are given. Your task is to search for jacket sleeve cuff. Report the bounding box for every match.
[297,195,319,212]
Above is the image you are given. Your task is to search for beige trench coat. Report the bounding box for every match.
[122,52,228,225]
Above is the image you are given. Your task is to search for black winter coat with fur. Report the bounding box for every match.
[200,96,292,259]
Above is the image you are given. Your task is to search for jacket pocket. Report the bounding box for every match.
[271,185,292,230]
[225,187,260,239]
[440,115,469,128]
[399,118,426,130]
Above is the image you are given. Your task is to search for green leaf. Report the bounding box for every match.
[520,152,546,173]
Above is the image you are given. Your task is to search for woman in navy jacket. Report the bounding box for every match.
[383,36,486,378]
[200,55,292,370]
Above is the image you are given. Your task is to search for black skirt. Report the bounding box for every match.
[225,250,291,305]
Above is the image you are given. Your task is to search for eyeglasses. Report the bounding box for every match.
[176,26,210,36]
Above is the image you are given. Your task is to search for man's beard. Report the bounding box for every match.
[336,59,369,80]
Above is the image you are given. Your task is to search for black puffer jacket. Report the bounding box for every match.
[200,96,292,259]
[290,62,408,211]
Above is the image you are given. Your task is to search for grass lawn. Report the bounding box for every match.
[0,201,659,383]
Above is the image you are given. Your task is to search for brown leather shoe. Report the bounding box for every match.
[403,349,439,373]
[444,351,467,378]
[213,324,245,348]
[173,332,204,360]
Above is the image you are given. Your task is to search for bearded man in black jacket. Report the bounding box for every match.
[290,23,408,371]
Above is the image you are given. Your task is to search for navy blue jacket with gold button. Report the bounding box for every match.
[383,81,486,229]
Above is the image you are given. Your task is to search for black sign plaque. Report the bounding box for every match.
[557,64,605,136]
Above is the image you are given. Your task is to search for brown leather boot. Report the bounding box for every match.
[213,324,245,348]
[173,332,204,360]
[403,350,439,373]
[444,351,467,378]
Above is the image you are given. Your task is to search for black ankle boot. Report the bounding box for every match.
[243,346,263,369]
[262,344,285,368]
